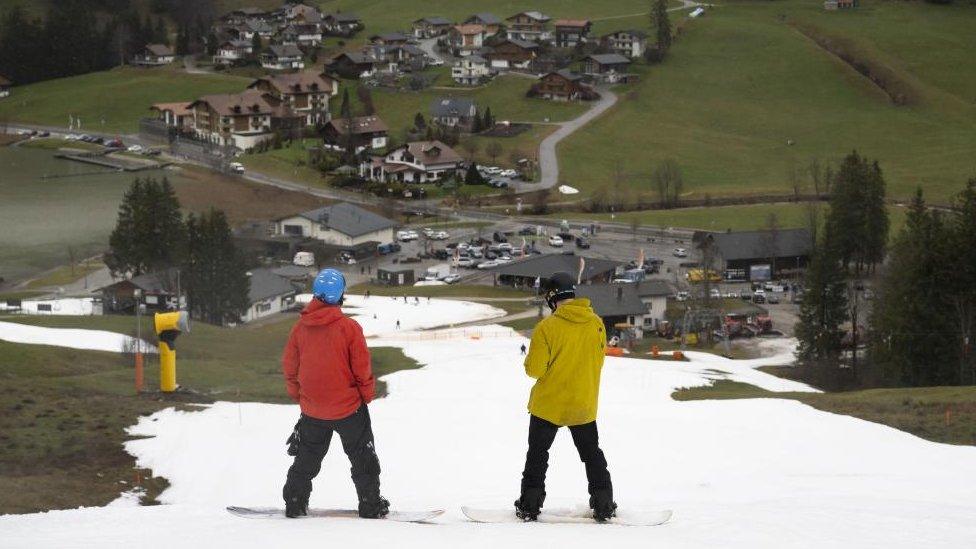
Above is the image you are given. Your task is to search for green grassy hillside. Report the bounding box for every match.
[0,66,251,134]
[557,0,976,203]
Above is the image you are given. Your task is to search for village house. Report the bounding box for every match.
[533,70,594,101]
[275,202,398,247]
[326,51,381,78]
[149,102,194,132]
[323,12,362,36]
[281,23,323,47]
[321,115,389,153]
[366,43,426,71]
[241,267,297,323]
[429,97,478,130]
[575,283,650,339]
[489,254,622,288]
[601,30,648,59]
[131,44,176,66]
[286,3,323,26]
[581,53,633,83]
[189,89,286,150]
[452,55,491,85]
[412,16,452,38]
[825,0,858,9]
[483,38,539,70]
[361,140,464,184]
[247,72,337,126]
[505,11,552,42]
[553,19,592,48]
[369,32,411,46]
[0,75,10,98]
[260,44,305,70]
[98,269,182,314]
[463,13,503,35]
[239,19,275,41]
[213,39,253,65]
[448,24,488,56]
[700,228,813,281]
[221,7,269,26]
[633,279,676,332]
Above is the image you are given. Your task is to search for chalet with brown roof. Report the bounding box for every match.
[484,38,539,70]
[412,16,452,38]
[553,19,591,48]
[323,12,362,36]
[286,3,323,26]
[361,140,464,183]
[150,102,193,131]
[322,116,389,153]
[260,44,305,70]
[326,52,381,78]
[448,24,488,56]
[282,23,323,47]
[214,39,253,65]
[0,75,11,98]
[369,32,410,46]
[132,44,176,66]
[505,11,551,42]
[463,13,502,35]
[532,70,596,102]
[248,72,337,125]
[189,90,292,150]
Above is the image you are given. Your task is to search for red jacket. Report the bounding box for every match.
[282,299,374,420]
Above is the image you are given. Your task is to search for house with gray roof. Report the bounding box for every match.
[413,16,453,38]
[601,30,648,59]
[488,254,623,288]
[702,228,813,281]
[429,97,477,130]
[581,53,633,83]
[241,267,298,323]
[274,202,398,247]
[464,13,503,34]
[575,283,649,337]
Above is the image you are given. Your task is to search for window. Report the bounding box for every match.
[256,302,272,313]
[37,304,52,312]
[283,224,304,236]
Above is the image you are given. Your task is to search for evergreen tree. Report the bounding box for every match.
[826,151,888,275]
[413,112,426,131]
[945,178,976,384]
[106,177,186,276]
[183,209,249,325]
[649,0,672,56]
[464,163,485,185]
[471,107,483,133]
[795,227,848,368]
[869,189,956,386]
[482,106,494,130]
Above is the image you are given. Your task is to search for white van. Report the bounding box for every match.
[293,251,315,266]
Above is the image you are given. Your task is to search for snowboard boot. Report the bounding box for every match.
[284,496,308,518]
[514,487,546,521]
[589,489,617,523]
[358,495,390,519]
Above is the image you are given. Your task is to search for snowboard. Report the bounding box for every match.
[226,506,444,523]
[461,505,672,527]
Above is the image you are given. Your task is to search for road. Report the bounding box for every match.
[524,88,619,192]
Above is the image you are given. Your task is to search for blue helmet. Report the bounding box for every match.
[312,268,346,304]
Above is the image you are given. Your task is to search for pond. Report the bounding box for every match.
[0,146,190,284]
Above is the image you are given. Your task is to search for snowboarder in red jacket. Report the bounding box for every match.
[281,269,389,519]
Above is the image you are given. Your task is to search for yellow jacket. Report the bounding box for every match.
[524,298,607,426]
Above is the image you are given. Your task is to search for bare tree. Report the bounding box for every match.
[653,159,683,208]
[759,212,781,276]
[459,138,479,161]
[486,141,503,164]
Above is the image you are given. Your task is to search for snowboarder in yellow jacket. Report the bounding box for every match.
[515,271,617,522]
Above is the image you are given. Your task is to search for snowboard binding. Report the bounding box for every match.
[514,488,546,521]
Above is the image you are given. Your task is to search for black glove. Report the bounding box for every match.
[286,419,302,456]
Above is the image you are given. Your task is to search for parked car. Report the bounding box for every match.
[673,247,688,258]
[548,235,564,247]
[497,242,513,252]
[378,242,401,255]
[675,291,690,302]
[518,226,537,236]
[127,144,143,153]
[422,227,434,237]
[456,257,475,268]
[396,230,419,242]
[767,294,780,304]
[477,260,499,269]
[741,291,753,301]
[489,179,508,188]
[495,256,513,265]
[431,231,450,240]
[441,273,461,284]
[106,139,124,148]
[229,162,245,174]
[575,237,590,249]
[500,169,518,178]
[709,288,721,299]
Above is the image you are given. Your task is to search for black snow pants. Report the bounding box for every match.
[521,414,612,496]
[283,404,381,506]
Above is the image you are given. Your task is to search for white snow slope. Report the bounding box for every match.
[2,297,975,548]
[0,320,156,353]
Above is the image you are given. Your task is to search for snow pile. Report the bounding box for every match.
[294,293,507,336]
[0,320,156,354]
[2,298,976,548]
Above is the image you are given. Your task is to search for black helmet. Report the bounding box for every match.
[543,271,576,311]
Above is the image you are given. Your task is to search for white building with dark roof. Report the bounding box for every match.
[361,141,464,184]
[241,267,297,323]
[274,202,398,247]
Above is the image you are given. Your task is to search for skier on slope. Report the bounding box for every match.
[281,268,390,519]
[515,271,617,522]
